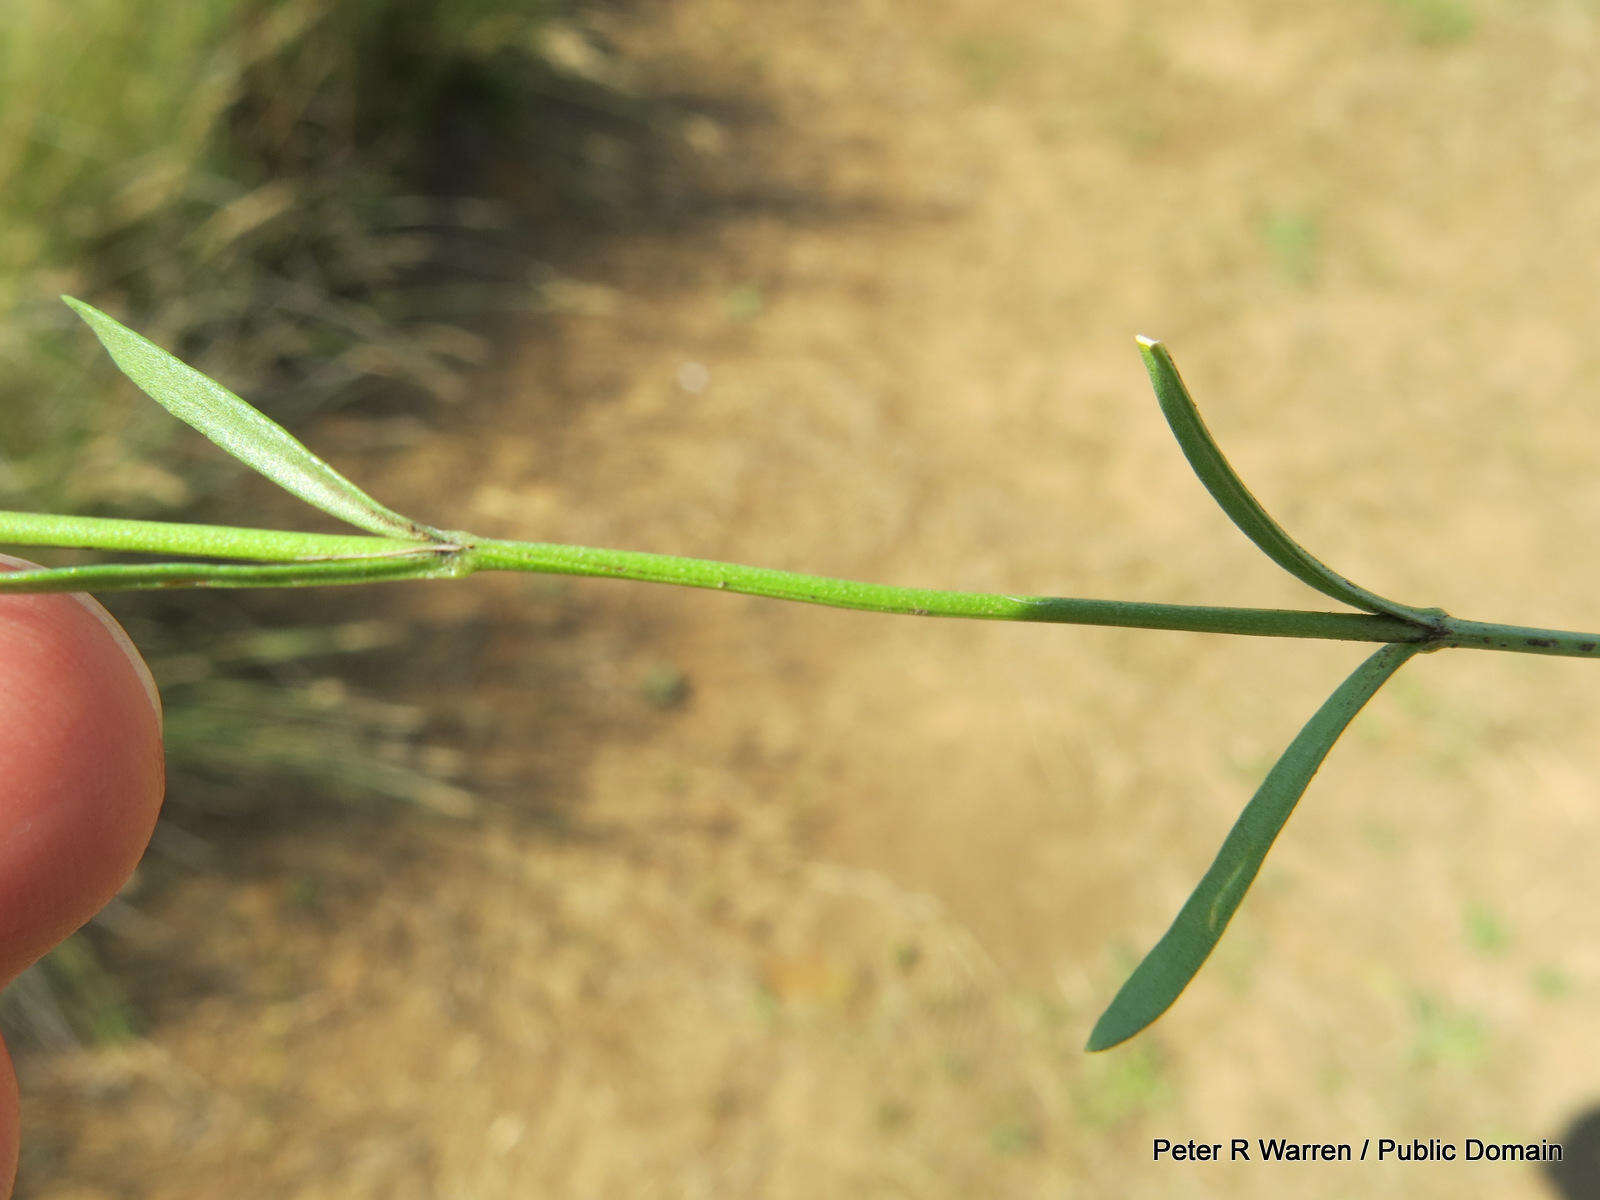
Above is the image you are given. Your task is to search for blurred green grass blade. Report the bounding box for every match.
[0,553,453,593]
[1086,640,1423,1051]
[62,297,432,540]
[1138,338,1433,625]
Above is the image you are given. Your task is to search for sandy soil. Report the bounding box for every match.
[20,2,1600,1196]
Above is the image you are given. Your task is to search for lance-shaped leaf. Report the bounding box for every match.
[63,296,436,540]
[1139,338,1437,626]
[1086,640,1423,1051]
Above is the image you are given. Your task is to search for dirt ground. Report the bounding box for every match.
[21,1,1600,1196]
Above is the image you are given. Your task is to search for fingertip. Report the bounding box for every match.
[0,562,165,984]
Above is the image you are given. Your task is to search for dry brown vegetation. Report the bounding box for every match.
[21,1,1600,1196]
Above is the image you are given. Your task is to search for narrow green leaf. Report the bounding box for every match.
[0,510,429,562]
[1138,338,1437,626]
[63,296,436,540]
[1086,640,1423,1051]
[0,552,456,594]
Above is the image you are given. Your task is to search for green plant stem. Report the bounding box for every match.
[464,537,1429,643]
[466,542,1600,657]
[1436,617,1600,658]
[6,515,1600,661]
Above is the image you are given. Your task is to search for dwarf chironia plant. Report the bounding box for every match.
[12,297,1597,1050]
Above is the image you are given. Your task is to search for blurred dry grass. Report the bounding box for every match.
[0,0,595,514]
[18,0,1600,1197]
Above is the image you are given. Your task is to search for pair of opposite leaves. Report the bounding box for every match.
[52,297,1446,1050]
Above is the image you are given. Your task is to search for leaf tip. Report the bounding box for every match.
[61,295,113,337]
[1084,1021,1126,1053]
[1135,335,1172,376]
[1085,987,1165,1053]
